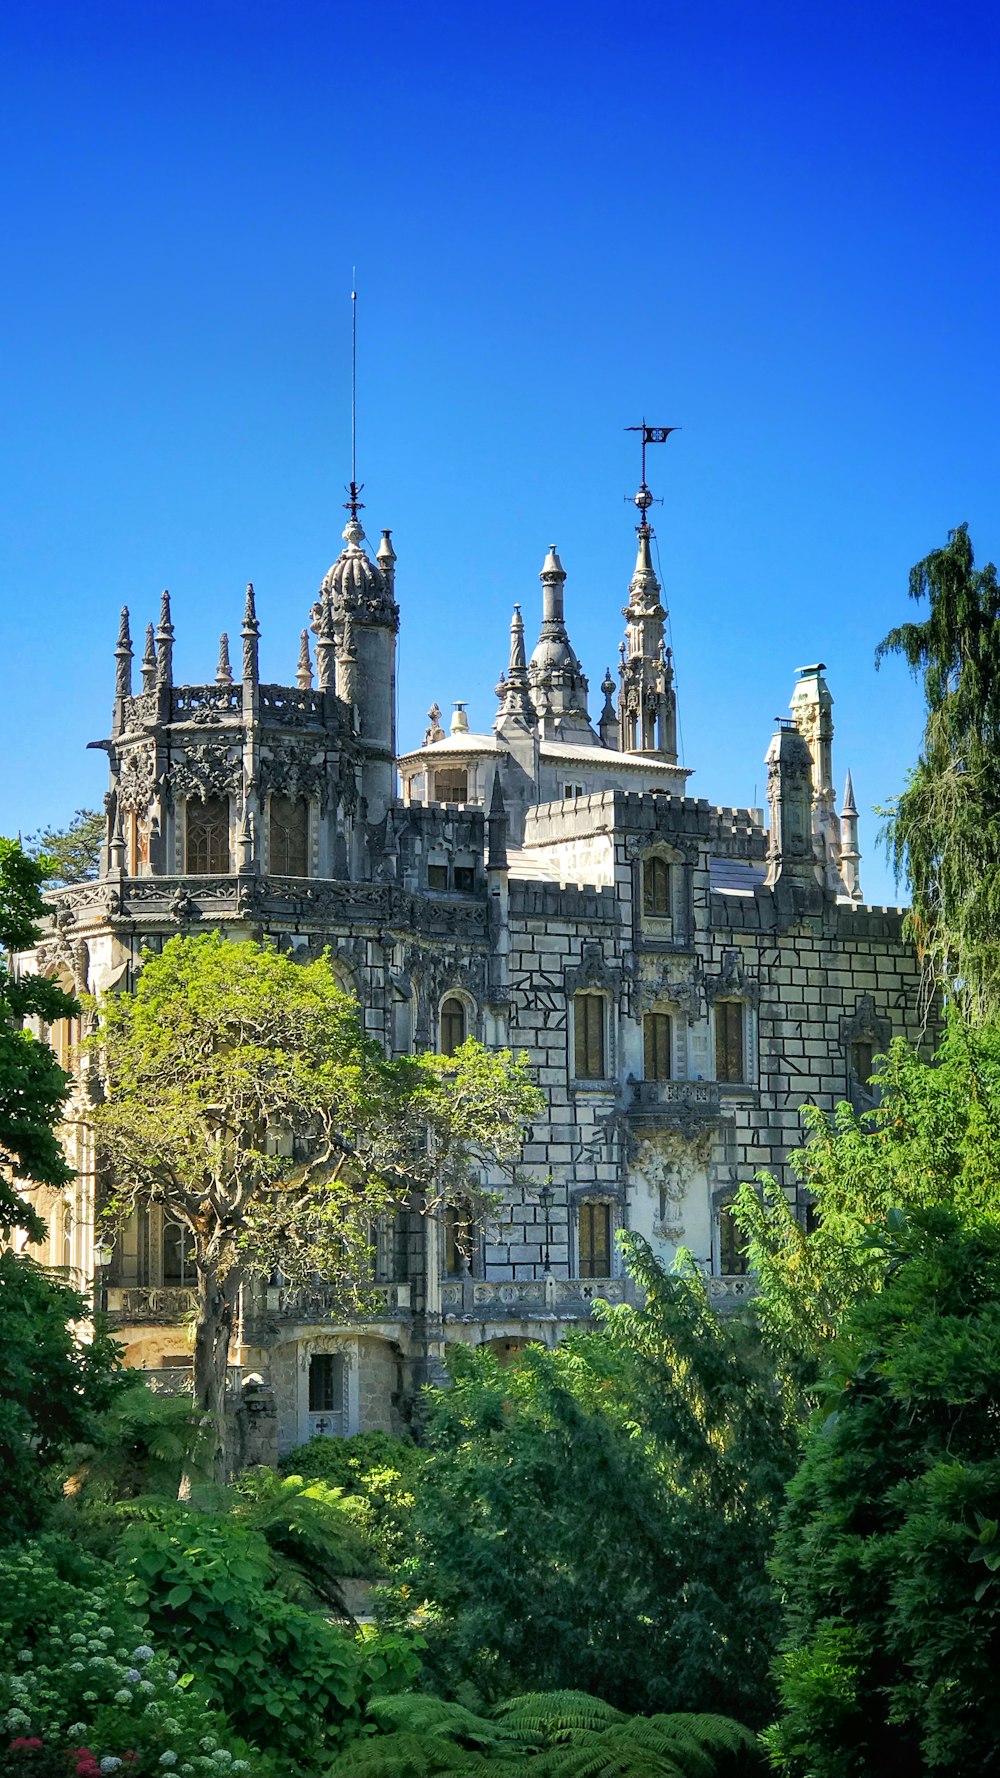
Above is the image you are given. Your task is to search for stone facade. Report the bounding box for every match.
[13,477,930,1453]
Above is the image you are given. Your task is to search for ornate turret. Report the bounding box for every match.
[598,668,618,750]
[156,591,174,688]
[216,633,233,687]
[617,497,677,760]
[839,769,862,901]
[526,547,594,743]
[765,719,817,887]
[115,608,133,700]
[789,663,841,893]
[312,511,398,821]
[495,605,536,736]
[141,624,157,691]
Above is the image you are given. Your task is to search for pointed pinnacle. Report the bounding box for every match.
[297,629,313,690]
[216,632,233,686]
[242,582,259,634]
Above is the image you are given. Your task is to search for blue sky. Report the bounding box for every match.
[2,0,998,904]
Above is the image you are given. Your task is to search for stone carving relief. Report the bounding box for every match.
[625,833,698,866]
[167,745,243,803]
[564,940,624,1007]
[257,742,330,807]
[636,957,703,1021]
[839,994,891,1055]
[705,947,759,1008]
[117,747,158,815]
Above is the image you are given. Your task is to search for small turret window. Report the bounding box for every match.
[578,1201,612,1277]
[643,856,671,917]
[269,795,309,876]
[715,1002,745,1084]
[434,769,468,805]
[440,997,467,1056]
[574,994,606,1079]
[186,795,230,875]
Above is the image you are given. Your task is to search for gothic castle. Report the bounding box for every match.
[20,466,925,1453]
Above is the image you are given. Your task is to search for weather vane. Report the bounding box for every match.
[345,270,364,522]
[625,420,679,524]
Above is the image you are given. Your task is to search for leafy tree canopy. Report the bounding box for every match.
[734,1020,1000,1382]
[25,806,104,885]
[91,932,542,1475]
[0,836,79,1239]
[877,523,1000,1018]
[0,1249,124,1537]
[385,1237,797,1727]
[766,1207,1000,1777]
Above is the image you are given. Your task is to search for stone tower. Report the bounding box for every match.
[312,516,399,824]
[617,502,677,761]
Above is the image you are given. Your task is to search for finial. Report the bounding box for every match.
[842,769,858,815]
[156,590,174,687]
[297,629,313,690]
[540,545,565,579]
[424,703,446,745]
[487,772,509,872]
[109,807,127,872]
[451,700,470,735]
[624,422,679,525]
[115,607,133,699]
[141,623,158,691]
[241,583,260,685]
[216,632,233,686]
[601,667,616,700]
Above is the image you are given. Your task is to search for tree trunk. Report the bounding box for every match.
[181,1263,241,1491]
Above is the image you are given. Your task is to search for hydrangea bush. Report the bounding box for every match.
[0,1540,268,1778]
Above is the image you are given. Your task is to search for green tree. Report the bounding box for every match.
[735,1021,1000,1385]
[0,1250,124,1536]
[0,836,79,1240]
[766,1208,1000,1777]
[25,806,104,885]
[877,523,1000,1019]
[92,932,541,1479]
[386,1241,796,1726]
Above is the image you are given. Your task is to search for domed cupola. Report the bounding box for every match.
[316,517,399,633]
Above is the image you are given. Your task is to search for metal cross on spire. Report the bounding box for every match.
[624,420,679,525]
[344,270,364,522]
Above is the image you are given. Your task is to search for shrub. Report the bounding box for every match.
[279,1434,424,1570]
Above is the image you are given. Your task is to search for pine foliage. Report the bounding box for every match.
[877,522,1000,1018]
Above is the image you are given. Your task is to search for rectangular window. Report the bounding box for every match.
[427,863,448,890]
[453,866,475,893]
[574,995,605,1079]
[579,1201,611,1278]
[434,769,468,804]
[715,1001,745,1083]
[269,795,309,876]
[308,1353,343,1413]
[643,856,671,917]
[186,795,230,874]
[643,1011,672,1081]
[718,1204,748,1275]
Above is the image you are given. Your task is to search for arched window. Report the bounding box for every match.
[718,1203,748,1276]
[642,856,671,918]
[163,1222,194,1286]
[643,1011,672,1081]
[185,795,230,874]
[715,1001,745,1083]
[440,996,467,1056]
[269,795,309,876]
[578,1200,612,1278]
[573,994,606,1079]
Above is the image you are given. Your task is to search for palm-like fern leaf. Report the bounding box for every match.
[367,1691,536,1751]
[494,1692,626,1740]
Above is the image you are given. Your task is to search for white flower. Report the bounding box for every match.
[5,1711,31,1730]
[166,1671,178,1685]
[83,1691,99,1703]
[69,1662,86,1672]
[199,1739,218,1754]
[212,1755,232,1767]
[114,1688,133,1703]
[101,1761,123,1774]
[232,1764,250,1774]
[68,1724,88,1737]
[98,1627,115,1640]
[123,1669,142,1684]
[160,1754,178,1768]
[132,1645,155,1662]
[68,1635,87,1649]
[139,1680,155,1694]
[16,1651,32,1664]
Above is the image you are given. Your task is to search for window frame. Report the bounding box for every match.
[642,855,672,919]
[185,794,231,875]
[642,1009,673,1081]
[714,999,746,1085]
[440,995,469,1056]
[268,793,310,877]
[573,992,607,1081]
[308,1352,344,1414]
[717,1202,748,1276]
[578,1199,613,1279]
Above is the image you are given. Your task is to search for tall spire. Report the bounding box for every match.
[296,628,313,690]
[156,590,174,687]
[141,623,157,691]
[598,667,618,749]
[617,450,676,760]
[114,607,133,699]
[525,548,595,742]
[495,604,536,734]
[241,583,259,685]
[215,632,232,686]
[839,769,862,901]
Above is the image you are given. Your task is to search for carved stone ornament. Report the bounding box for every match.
[637,959,703,1022]
[116,747,158,815]
[564,940,623,1006]
[705,947,759,1008]
[167,745,243,802]
[170,885,199,922]
[257,742,330,807]
[625,833,697,865]
[630,1124,715,1182]
[839,994,891,1055]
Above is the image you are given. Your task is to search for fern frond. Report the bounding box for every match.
[493,1691,626,1739]
[367,1691,530,1751]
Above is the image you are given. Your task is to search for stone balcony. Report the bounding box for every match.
[105,1285,197,1322]
[441,1273,636,1322]
[626,1077,721,1135]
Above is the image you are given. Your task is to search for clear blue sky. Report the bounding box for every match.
[2,0,998,905]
